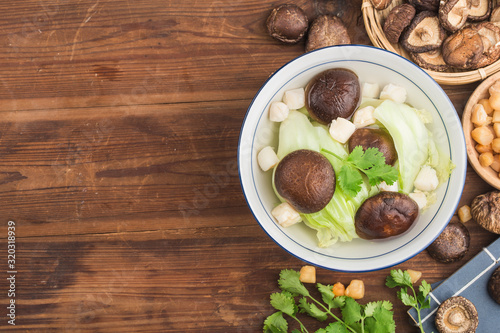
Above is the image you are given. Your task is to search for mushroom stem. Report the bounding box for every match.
[416,27,434,42]
[446,308,466,328]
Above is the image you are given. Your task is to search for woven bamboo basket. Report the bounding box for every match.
[362,0,500,85]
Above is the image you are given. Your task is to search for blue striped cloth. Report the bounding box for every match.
[408,236,500,332]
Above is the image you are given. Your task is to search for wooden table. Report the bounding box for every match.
[0,1,497,332]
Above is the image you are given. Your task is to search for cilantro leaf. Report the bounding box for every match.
[270,292,297,317]
[299,297,328,321]
[348,146,380,169]
[315,322,349,333]
[338,165,364,197]
[363,162,398,186]
[363,302,379,317]
[379,300,393,312]
[364,304,396,333]
[278,269,310,297]
[397,288,417,307]
[385,269,412,289]
[330,296,346,309]
[341,297,362,326]
[316,283,336,309]
[417,280,431,309]
[263,311,288,333]
[322,146,398,197]
[419,280,431,297]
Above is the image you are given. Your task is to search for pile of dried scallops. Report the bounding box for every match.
[376,0,500,71]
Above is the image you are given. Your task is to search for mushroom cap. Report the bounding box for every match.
[435,296,478,333]
[348,128,397,166]
[305,68,360,124]
[408,0,440,12]
[442,25,482,69]
[401,11,447,53]
[354,192,419,240]
[274,149,335,214]
[426,221,470,263]
[439,0,472,33]
[488,266,500,305]
[471,191,500,234]
[305,15,350,53]
[468,0,491,22]
[266,4,309,44]
[472,22,500,69]
[491,5,500,23]
[411,48,450,72]
[383,4,416,44]
[442,22,500,70]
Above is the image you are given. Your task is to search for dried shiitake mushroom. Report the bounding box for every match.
[401,11,447,53]
[266,4,309,44]
[434,296,479,333]
[383,4,417,44]
[491,5,500,22]
[442,25,484,69]
[305,15,350,53]
[274,149,335,214]
[370,0,392,10]
[408,0,440,12]
[488,266,500,304]
[471,191,500,234]
[468,0,491,22]
[442,22,500,69]
[426,221,470,263]
[411,48,450,71]
[474,22,500,68]
[355,192,419,240]
[439,0,472,33]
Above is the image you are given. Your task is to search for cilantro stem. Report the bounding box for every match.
[307,296,357,333]
[320,148,343,162]
[408,284,426,333]
[386,270,430,333]
[291,315,309,333]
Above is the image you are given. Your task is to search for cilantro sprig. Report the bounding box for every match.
[264,269,396,333]
[385,269,431,333]
[322,146,399,197]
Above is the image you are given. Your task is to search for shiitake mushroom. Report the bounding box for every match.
[355,192,419,240]
[305,15,351,53]
[274,149,335,214]
[305,68,360,125]
[348,128,397,165]
[266,4,309,44]
[434,296,478,333]
[426,221,470,263]
[488,266,500,305]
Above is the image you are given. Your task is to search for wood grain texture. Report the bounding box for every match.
[0,0,497,332]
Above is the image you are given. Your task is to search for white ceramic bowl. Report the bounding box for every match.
[238,45,467,272]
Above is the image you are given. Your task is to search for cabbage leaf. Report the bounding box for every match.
[273,110,375,247]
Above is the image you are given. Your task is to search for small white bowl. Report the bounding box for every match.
[238,45,467,272]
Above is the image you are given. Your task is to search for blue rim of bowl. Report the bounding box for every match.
[238,44,467,272]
